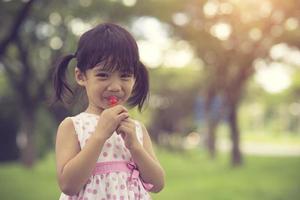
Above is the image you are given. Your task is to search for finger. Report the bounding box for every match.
[117,124,130,134]
[120,118,135,124]
[116,126,126,140]
[117,124,136,137]
[118,121,135,130]
[116,112,129,124]
[111,105,128,114]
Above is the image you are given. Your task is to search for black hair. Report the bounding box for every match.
[53,23,149,111]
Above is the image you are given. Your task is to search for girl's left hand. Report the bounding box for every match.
[116,118,141,150]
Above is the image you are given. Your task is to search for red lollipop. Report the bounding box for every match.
[109,96,118,107]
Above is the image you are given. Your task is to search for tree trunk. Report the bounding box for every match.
[206,118,217,159]
[204,97,219,159]
[18,109,36,167]
[228,103,243,166]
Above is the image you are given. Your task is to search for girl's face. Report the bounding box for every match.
[76,64,135,112]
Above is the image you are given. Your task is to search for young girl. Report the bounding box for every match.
[53,23,165,200]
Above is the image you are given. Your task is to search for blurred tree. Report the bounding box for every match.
[134,0,300,166]
[0,0,142,166]
[148,67,202,143]
[0,96,20,161]
[1,0,299,168]
[0,0,40,167]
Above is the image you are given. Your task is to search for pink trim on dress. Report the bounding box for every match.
[92,161,153,191]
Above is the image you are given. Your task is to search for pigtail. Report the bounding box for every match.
[53,54,75,102]
[128,62,149,111]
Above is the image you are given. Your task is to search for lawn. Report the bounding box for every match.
[0,149,299,200]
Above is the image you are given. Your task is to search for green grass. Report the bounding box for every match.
[153,149,300,200]
[0,150,299,200]
[0,154,60,200]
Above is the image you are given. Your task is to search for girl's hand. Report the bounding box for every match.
[94,105,129,140]
[116,118,142,150]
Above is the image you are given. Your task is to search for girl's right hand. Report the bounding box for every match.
[94,105,129,140]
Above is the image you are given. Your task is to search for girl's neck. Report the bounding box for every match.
[84,105,105,116]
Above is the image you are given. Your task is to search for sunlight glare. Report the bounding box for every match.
[285,18,299,31]
[49,36,63,50]
[270,43,300,66]
[270,43,289,60]
[163,41,194,68]
[203,0,219,18]
[122,0,136,7]
[259,1,272,18]
[132,17,170,46]
[133,17,175,68]
[172,13,190,26]
[36,23,54,39]
[138,41,163,68]
[69,18,92,36]
[49,12,62,26]
[210,22,232,40]
[254,61,291,94]
[288,50,300,66]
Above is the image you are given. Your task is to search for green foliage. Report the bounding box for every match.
[34,107,57,158]
[148,67,203,137]
[240,71,300,134]
[150,66,203,92]
[0,95,20,161]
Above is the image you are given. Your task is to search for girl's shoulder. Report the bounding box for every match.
[57,112,87,134]
[56,116,77,142]
[65,112,98,135]
[58,113,83,129]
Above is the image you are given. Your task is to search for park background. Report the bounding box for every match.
[0,0,300,199]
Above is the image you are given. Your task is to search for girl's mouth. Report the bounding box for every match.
[108,96,119,106]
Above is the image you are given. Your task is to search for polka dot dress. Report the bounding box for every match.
[59,112,152,200]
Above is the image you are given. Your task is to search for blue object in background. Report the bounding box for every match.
[195,94,226,124]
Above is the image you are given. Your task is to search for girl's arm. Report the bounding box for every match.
[55,118,107,195]
[129,123,165,193]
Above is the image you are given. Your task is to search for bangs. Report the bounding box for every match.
[76,23,140,75]
[100,56,136,75]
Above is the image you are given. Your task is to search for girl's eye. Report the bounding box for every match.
[96,73,109,78]
[121,73,133,79]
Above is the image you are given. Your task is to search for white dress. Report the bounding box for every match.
[59,112,152,200]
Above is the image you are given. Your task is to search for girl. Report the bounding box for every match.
[53,23,165,200]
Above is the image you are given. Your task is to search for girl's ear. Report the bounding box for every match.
[75,67,86,86]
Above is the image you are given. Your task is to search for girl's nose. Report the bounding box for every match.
[107,80,122,92]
